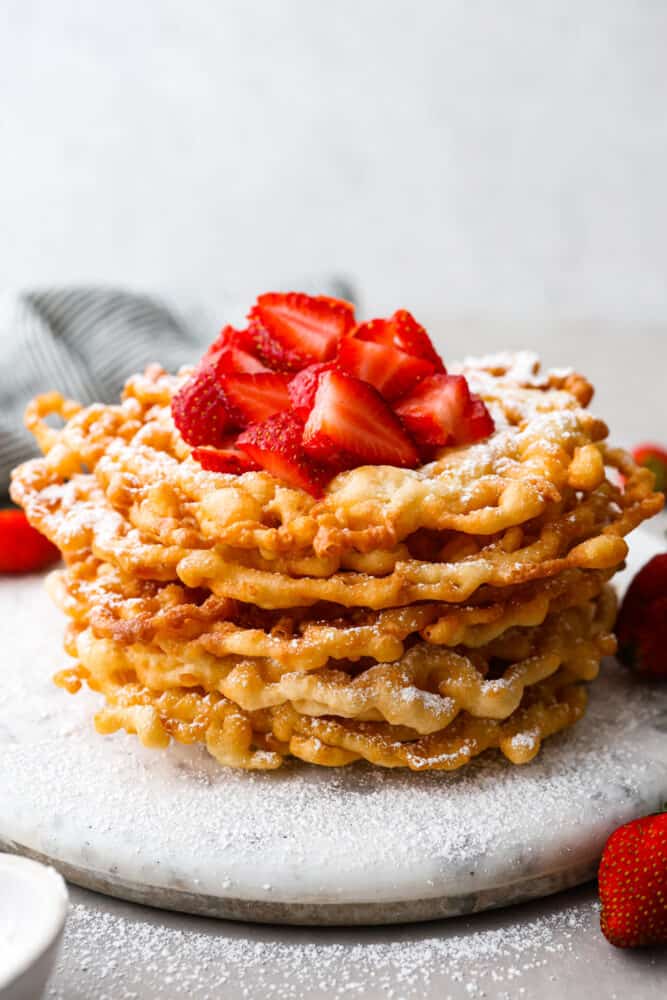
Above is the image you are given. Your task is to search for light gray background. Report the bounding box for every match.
[2,0,667,332]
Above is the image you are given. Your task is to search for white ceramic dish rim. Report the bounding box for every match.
[0,854,68,991]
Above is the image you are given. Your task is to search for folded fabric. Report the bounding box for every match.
[0,282,353,498]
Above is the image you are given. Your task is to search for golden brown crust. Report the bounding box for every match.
[57,592,611,771]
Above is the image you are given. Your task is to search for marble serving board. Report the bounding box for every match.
[1,529,666,927]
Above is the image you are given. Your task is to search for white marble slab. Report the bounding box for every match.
[1,528,665,926]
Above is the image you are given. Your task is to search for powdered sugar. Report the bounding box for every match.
[454,352,573,388]
[47,893,597,1000]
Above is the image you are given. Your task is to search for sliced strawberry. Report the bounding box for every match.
[0,509,60,574]
[303,369,419,468]
[249,292,355,366]
[395,374,493,448]
[245,320,305,373]
[354,310,446,373]
[391,311,445,371]
[216,345,270,375]
[237,412,331,496]
[287,363,339,418]
[203,325,249,360]
[394,374,470,447]
[192,445,260,475]
[221,372,291,426]
[203,326,270,374]
[171,366,236,447]
[336,338,433,400]
[315,294,356,313]
[456,394,496,444]
[351,317,388,344]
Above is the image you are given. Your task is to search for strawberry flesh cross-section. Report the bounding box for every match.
[237,411,332,497]
[303,369,420,468]
[192,446,261,475]
[203,326,271,374]
[395,374,494,448]
[353,310,446,373]
[287,362,339,418]
[221,372,291,426]
[249,292,355,366]
[336,338,434,400]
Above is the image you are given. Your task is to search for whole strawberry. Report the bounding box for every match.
[599,812,667,947]
[616,554,667,679]
[633,443,667,494]
[0,508,60,573]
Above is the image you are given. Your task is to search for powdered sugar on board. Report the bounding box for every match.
[1,528,667,925]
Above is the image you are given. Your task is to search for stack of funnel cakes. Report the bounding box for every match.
[11,293,663,770]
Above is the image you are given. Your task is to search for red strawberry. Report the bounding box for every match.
[287,362,339,418]
[316,294,356,313]
[203,326,270,374]
[192,445,260,475]
[303,369,419,469]
[249,292,355,366]
[203,325,242,357]
[599,811,667,947]
[391,310,446,371]
[354,310,446,372]
[247,320,306,373]
[216,345,270,375]
[616,554,667,679]
[221,372,291,426]
[457,394,496,444]
[633,443,667,494]
[395,374,494,448]
[237,412,331,496]
[336,338,434,400]
[394,374,470,447]
[0,509,60,574]
[171,365,236,446]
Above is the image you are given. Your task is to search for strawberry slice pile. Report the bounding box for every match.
[171,292,495,496]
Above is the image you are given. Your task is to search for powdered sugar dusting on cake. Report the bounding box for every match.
[452,351,573,387]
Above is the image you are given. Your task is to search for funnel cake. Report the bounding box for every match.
[10,292,664,771]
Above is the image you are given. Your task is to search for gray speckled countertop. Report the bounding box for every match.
[46,881,667,1000]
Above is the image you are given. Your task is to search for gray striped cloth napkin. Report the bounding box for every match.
[0,282,354,499]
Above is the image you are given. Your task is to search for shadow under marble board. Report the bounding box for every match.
[1,529,666,927]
